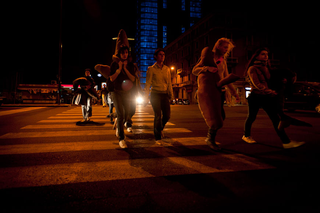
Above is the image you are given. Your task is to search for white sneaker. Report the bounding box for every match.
[283,141,305,149]
[127,127,133,133]
[242,135,257,144]
[119,140,127,149]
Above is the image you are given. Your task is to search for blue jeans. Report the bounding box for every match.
[150,92,171,140]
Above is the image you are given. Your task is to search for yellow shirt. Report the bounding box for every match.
[145,63,174,99]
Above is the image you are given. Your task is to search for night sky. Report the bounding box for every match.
[14,1,318,86]
[17,0,136,85]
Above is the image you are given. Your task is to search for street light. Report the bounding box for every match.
[170,66,175,71]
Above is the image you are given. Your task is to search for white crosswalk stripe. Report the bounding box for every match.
[0,107,46,116]
[21,122,175,129]
[0,105,276,189]
[0,154,274,189]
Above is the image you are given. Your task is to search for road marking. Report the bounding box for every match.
[56,114,112,116]
[0,128,191,139]
[0,107,46,116]
[0,106,278,190]
[37,118,155,123]
[0,154,275,189]
[21,122,175,129]
[48,115,155,119]
[0,137,203,155]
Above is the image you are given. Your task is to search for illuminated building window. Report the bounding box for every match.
[163,0,167,8]
[163,25,167,48]
[190,0,201,18]
[181,0,186,11]
[136,0,158,84]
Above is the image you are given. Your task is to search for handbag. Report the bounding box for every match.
[72,93,81,105]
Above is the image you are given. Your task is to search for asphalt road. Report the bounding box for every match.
[0,104,319,213]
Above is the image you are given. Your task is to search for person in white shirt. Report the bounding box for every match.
[145,48,174,145]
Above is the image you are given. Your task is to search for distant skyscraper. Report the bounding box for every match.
[135,0,202,85]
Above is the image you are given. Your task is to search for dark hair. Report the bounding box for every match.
[244,47,270,77]
[116,45,130,58]
[154,48,165,59]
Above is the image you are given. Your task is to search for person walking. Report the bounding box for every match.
[145,48,174,145]
[101,84,108,107]
[242,48,305,149]
[109,30,136,149]
[107,90,115,124]
[192,38,239,151]
[73,69,99,122]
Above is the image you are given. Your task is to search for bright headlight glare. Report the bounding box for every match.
[136,96,144,104]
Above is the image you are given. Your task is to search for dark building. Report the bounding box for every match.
[135,0,203,85]
[164,11,315,104]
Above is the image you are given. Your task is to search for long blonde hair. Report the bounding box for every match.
[212,38,235,59]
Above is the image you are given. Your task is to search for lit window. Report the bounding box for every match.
[181,0,185,11]
[163,0,167,8]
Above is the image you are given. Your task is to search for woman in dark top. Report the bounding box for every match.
[109,45,136,149]
[243,48,305,149]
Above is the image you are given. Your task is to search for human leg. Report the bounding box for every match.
[244,94,260,137]
[206,128,221,151]
[262,99,291,144]
[160,94,171,130]
[150,92,162,140]
[87,97,92,119]
[112,91,125,141]
[81,104,87,121]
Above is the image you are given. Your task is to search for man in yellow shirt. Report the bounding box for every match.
[145,48,174,144]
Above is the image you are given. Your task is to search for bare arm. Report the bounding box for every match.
[110,69,121,82]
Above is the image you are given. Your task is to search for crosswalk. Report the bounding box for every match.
[0,105,275,190]
[0,107,46,116]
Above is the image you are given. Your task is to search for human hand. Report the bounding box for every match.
[265,89,277,96]
[234,94,240,103]
[207,67,218,73]
[118,61,123,69]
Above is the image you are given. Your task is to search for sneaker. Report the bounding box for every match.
[155,140,163,146]
[242,135,257,144]
[127,127,133,133]
[283,141,305,149]
[119,140,128,149]
[205,138,221,151]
